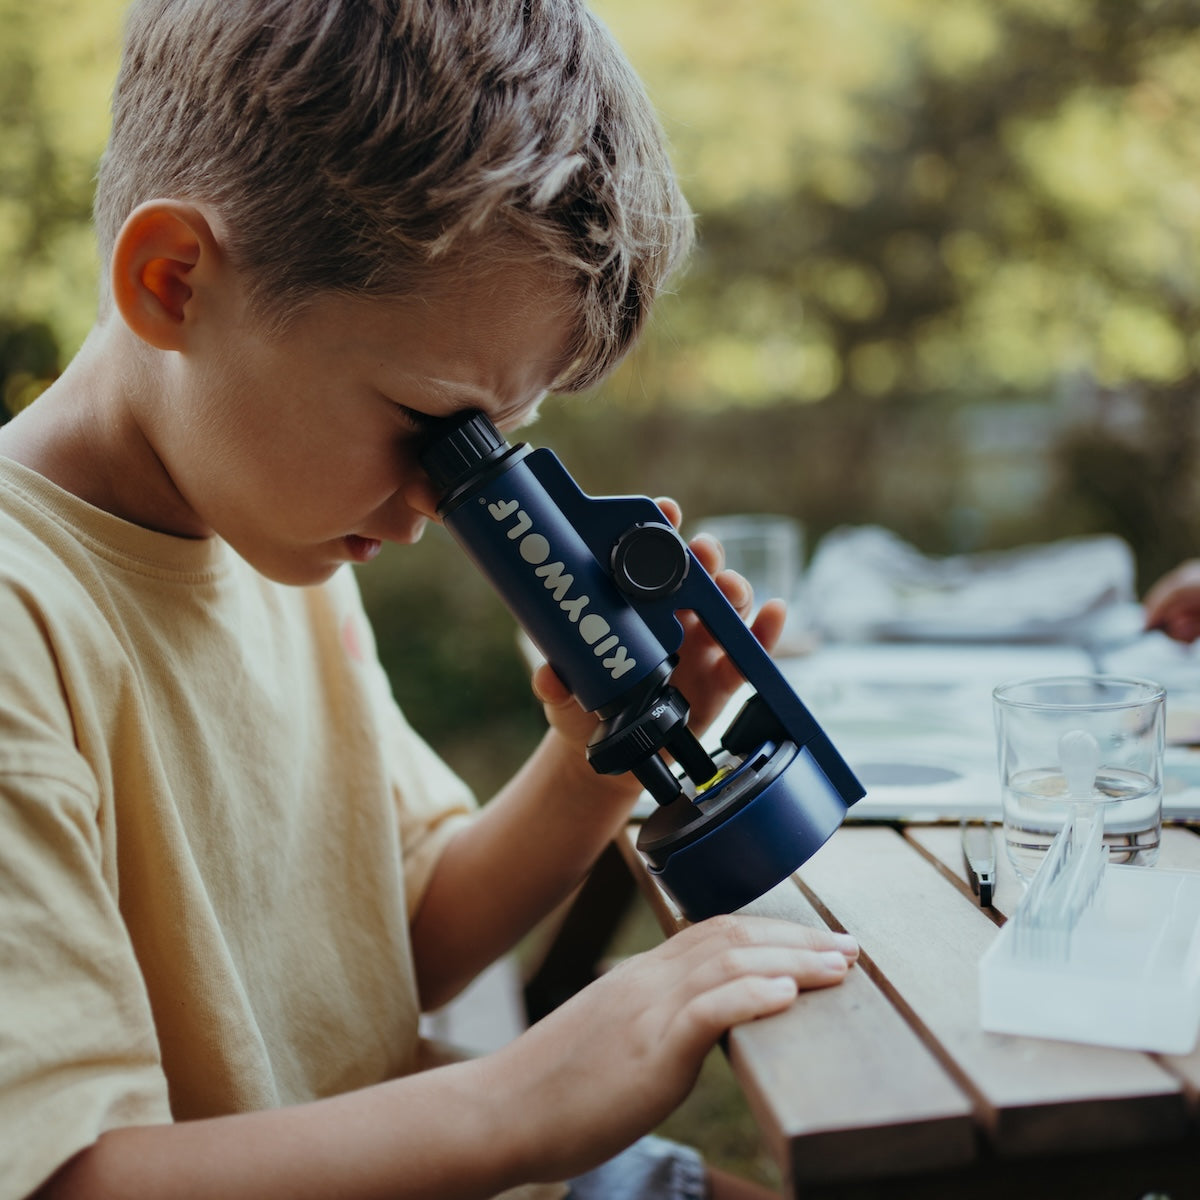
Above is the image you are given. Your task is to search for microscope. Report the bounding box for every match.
[419,411,864,921]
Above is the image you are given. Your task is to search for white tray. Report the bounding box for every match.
[979,864,1200,1054]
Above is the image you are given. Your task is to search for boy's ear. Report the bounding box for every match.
[110,200,222,351]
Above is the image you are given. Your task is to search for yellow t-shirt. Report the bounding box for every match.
[0,457,477,1197]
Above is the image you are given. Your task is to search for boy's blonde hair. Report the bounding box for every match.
[95,0,693,391]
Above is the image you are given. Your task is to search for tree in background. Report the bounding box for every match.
[0,0,124,419]
[591,0,1200,578]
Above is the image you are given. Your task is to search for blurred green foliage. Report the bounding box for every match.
[595,0,1200,408]
[0,0,124,358]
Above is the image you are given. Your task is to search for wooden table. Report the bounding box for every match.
[618,821,1200,1199]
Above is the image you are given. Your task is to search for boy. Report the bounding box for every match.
[0,2,858,1197]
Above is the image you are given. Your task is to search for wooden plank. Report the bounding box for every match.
[729,880,976,1188]
[907,823,1200,1117]
[796,826,1189,1158]
[617,830,977,1185]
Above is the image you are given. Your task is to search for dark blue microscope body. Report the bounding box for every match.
[419,412,863,920]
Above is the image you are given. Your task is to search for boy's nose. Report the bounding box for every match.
[390,510,428,546]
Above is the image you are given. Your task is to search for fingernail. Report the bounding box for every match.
[832,933,859,955]
[820,951,849,971]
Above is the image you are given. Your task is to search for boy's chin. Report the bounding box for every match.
[234,545,350,588]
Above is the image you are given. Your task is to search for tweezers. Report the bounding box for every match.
[961,820,997,907]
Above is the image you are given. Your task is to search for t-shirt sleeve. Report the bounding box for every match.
[332,569,479,916]
[385,705,478,915]
[0,681,170,1198]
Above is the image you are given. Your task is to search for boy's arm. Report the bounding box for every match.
[408,723,643,1010]
[409,521,786,1009]
[36,1055,524,1200]
[40,914,854,1200]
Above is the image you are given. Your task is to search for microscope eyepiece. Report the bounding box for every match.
[419,410,509,496]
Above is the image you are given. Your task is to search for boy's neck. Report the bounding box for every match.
[0,323,210,539]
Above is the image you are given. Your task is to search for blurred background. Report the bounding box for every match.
[4,0,1199,802]
[4,0,1200,1181]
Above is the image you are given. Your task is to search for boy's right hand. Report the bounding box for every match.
[528,498,786,804]
[482,914,857,1183]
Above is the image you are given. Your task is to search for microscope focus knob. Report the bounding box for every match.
[611,522,690,600]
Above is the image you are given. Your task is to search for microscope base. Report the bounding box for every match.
[636,740,850,921]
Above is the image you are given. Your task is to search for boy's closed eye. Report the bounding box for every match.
[387,401,443,433]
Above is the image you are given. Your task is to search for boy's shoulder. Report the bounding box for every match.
[0,455,94,599]
[0,455,221,677]
[0,454,184,588]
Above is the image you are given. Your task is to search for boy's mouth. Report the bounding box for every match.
[344,534,383,563]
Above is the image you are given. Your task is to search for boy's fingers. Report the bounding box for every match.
[687,532,724,575]
[680,943,852,997]
[715,568,753,614]
[531,662,571,706]
[672,975,800,1049]
[655,920,858,1047]
[750,597,787,652]
[654,497,682,530]
[668,914,859,962]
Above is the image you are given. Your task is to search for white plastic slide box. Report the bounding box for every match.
[979,864,1200,1054]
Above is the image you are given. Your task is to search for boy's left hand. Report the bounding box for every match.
[531,497,787,769]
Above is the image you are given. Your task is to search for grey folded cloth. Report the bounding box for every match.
[806,526,1135,642]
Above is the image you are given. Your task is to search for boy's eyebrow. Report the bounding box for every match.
[383,373,487,414]
[407,374,547,431]
[430,380,497,406]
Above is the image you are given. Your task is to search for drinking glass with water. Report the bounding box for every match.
[993,675,1165,883]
